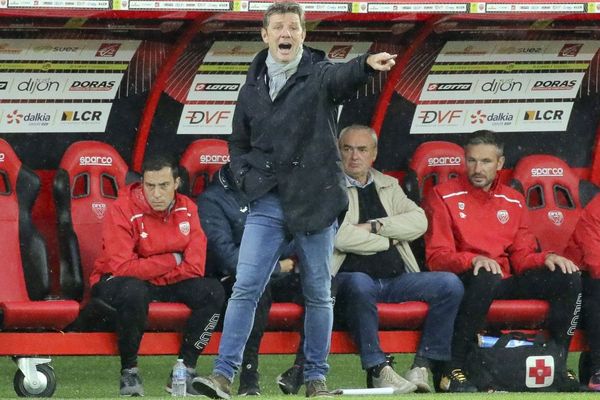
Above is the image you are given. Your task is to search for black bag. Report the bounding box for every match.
[465,332,568,392]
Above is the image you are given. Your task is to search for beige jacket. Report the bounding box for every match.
[332,168,427,276]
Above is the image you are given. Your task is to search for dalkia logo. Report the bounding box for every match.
[470,110,513,124]
[6,109,23,124]
[96,43,121,57]
[328,45,352,59]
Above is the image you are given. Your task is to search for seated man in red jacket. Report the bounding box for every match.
[424,130,581,392]
[90,154,225,397]
[564,194,600,391]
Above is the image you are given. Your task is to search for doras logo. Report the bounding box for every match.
[531,167,564,177]
[79,156,113,166]
[427,156,462,167]
[497,210,509,224]
[61,110,103,122]
[96,43,121,57]
[558,43,583,57]
[525,356,554,388]
[532,80,577,91]
[200,154,230,164]
[0,152,5,162]
[547,210,564,226]
[194,83,240,92]
[92,202,107,219]
[179,221,190,236]
[69,80,115,91]
[427,83,472,91]
[328,45,352,59]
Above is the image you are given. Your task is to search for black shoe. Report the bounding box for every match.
[439,369,478,393]
[276,365,304,395]
[120,367,144,397]
[559,369,586,392]
[192,373,232,400]
[238,367,261,396]
[305,379,332,398]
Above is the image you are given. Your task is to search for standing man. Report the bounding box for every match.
[332,125,463,393]
[424,130,581,392]
[564,194,600,391]
[193,2,397,398]
[90,155,225,396]
[197,163,299,395]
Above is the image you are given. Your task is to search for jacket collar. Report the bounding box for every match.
[458,175,502,200]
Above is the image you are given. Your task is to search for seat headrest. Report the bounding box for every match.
[180,139,229,197]
[512,154,581,210]
[0,138,23,192]
[406,141,465,202]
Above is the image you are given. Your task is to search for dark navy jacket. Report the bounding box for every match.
[229,47,374,233]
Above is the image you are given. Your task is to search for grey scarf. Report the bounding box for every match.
[265,46,303,100]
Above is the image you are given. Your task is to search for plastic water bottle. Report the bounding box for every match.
[171,359,187,397]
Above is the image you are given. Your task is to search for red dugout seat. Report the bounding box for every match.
[0,139,79,330]
[179,139,229,198]
[510,154,599,253]
[54,141,191,330]
[404,141,465,203]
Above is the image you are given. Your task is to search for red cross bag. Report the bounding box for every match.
[464,332,570,392]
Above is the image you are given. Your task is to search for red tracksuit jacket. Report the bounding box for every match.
[424,177,548,278]
[564,194,600,279]
[90,182,207,287]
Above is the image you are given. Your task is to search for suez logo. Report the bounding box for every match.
[185,110,231,125]
[79,156,113,166]
[427,83,472,92]
[531,80,577,91]
[69,80,116,91]
[194,83,240,92]
[200,154,230,164]
[427,156,462,167]
[0,153,4,162]
[32,45,81,53]
[61,110,103,122]
[531,167,564,177]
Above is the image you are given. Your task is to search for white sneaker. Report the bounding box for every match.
[404,367,432,393]
[371,365,417,394]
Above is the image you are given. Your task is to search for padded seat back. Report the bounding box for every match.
[0,139,49,303]
[179,139,229,198]
[405,141,465,203]
[54,141,131,301]
[510,154,597,253]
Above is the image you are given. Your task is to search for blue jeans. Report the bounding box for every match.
[334,271,463,369]
[214,193,335,382]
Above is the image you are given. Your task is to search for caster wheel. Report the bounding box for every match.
[13,363,56,397]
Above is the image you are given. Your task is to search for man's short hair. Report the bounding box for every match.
[263,1,305,29]
[339,124,378,147]
[464,130,504,157]
[142,154,179,179]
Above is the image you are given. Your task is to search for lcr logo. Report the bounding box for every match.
[61,111,103,122]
